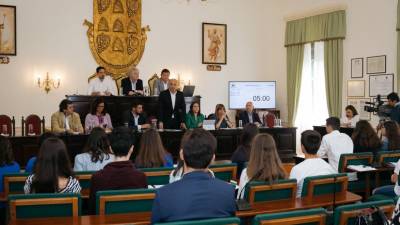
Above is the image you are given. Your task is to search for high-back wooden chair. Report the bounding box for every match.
[3,172,29,197]
[0,115,15,136]
[8,193,81,221]
[209,163,237,182]
[148,74,159,95]
[252,208,326,225]
[375,150,400,186]
[22,114,45,136]
[244,179,297,204]
[301,173,348,201]
[96,188,155,215]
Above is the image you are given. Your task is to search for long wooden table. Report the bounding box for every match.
[10,192,361,225]
[10,127,297,166]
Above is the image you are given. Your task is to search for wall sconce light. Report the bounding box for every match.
[37,72,60,93]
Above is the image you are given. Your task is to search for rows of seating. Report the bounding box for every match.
[0,114,45,136]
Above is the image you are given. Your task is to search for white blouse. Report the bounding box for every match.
[341,115,360,127]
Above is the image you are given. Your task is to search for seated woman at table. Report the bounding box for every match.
[24,137,81,194]
[231,123,259,179]
[25,132,57,173]
[380,120,400,151]
[74,127,114,171]
[208,104,234,129]
[341,105,360,128]
[237,133,286,199]
[185,102,205,129]
[85,98,113,133]
[134,129,173,168]
[351,120,381,156]
[0,136,20,195]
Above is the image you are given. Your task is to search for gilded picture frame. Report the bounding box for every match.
[202,23,227,65]
[0,5,16,56]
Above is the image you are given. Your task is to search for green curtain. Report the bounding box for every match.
[324,39,343,117]
[287,45,304,126]
[397,0,400,92]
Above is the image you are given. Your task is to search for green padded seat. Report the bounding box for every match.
[252,208,326,225]
[154,217,241,225]
[96,188,155,215]
[301,173,348,197]
[244,179,297,203]
[3,172,29,195]
[209,163,238,182]
[139,167,174,186]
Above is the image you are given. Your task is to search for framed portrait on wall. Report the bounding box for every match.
[351,58,363,78]
[202,23,227,65]
[0,5,16,55]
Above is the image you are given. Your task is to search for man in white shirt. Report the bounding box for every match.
[290,130,336,197]
[88,66,118,96]
[317,117,354,172]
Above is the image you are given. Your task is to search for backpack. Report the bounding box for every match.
[354,206,389,225]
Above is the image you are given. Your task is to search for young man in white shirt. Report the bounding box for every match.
[317,117,354,172]
[88,66,118,96]
[290,130,336,197]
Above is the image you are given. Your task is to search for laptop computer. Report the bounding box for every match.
[183,85,195,97]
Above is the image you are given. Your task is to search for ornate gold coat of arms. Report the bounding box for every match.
[84,0,150,77]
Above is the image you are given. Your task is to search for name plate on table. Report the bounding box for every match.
[203,120,215,130]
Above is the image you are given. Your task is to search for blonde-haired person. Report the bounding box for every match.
[208,104,234,129]
[121,67,144,96]
[237,133,286,199]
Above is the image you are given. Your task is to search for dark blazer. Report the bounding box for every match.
[390,104,400,124]
[238,111,261,125]
[158,90,186,128]
[151,171,236,223]
[122,110,148,130]
[121,78,144,96]
[89,161,147,214]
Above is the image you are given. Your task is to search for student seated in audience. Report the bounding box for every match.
[24,137,81,194]
[151,129,236,223]
[231,123,259,178]
[51,99,84,134]
[372,158,400,198]
[169,130,214,183]
[185,102,205,129]
[89,127,147,214]
[0,136,20,194]
[290,130,336,197]
[134,129,173,168]
[237,133,286,199]
[74,127,114,171]
[122,102,150,130]
[380,121,400,151]
[238,101,262,126]
[352,120,382,156]
[84,98,113,133]
[317,117,353,172]
[25,132,57,173]
[208,104,234,129]
[341,105,360,128]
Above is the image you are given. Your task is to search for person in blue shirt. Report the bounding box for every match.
[25,132,57,173]
[151,129,236,223]
[134,129,173,168]
[0,136,20,197]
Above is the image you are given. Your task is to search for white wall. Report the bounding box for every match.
[0,0,397,129]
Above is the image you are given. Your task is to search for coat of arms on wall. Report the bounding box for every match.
[84,0,150,77]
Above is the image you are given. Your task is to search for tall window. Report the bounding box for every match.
[295,42,329,137]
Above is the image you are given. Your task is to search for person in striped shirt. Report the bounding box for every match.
[24,137,81,194]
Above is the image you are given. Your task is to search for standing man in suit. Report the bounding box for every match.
[387,92,400,124]
[151,129,236,223]
[122,103,150,130]
[51,99,84,134]
[153,69,170,95]
[87,66,117,96]
[121,67,144,96]
[238,101,261,126]
[158,79,186,129]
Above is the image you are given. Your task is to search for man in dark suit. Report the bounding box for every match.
[238,101,261,126]
[151,129,236,223]
[158,79,187,129]
[121,67,144,96]
[122,103,150,130]
[388,92,400,123]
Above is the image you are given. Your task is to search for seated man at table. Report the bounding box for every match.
[238,101,261,126]
[290,130,336,197]
[151,129,236,223]
[121,67,144,96]
[87,66,118,96]
[153,69,170,95]
[51,99,84,134]
[89,127,147,214]
[122,102,150,130]
[317,117,353,172]
[158,79,186,130]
